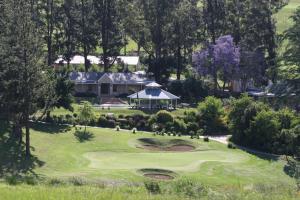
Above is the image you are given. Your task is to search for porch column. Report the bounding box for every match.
[98,83,101,100]
[110,84,113,96]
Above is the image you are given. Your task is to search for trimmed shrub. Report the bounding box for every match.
[156,110,174,124]
[204,137,209,142]
[107,120,116,128]
[97,116,108,127]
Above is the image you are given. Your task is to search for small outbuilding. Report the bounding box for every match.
[128,82,180,110]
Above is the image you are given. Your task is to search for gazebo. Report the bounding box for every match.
[128,82,180,110]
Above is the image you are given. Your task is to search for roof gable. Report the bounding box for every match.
[70,72,152,85]
[98,73,113,83]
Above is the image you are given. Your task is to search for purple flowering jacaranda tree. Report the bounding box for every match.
[193,35,240,91]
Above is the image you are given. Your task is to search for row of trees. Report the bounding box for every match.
[34,0,202,81]
[194,0,300,96]
[1,0,287,84]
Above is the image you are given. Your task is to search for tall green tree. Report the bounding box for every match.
[93,0,124,72]
[0,0,55,157]
[226,0,287,81]
[136,0,179,82]
[202,0,227,44]
[57,0,77,68]
[70,0,98,72]
[40,0,62,66]
[274,6,300,98]
[169,0,203,80]
[283,6,300,84]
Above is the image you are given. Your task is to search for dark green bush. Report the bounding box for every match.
[204,137,209,142]
[148,111,174,132]
[173,179,206,198]
[198,96,226,134]
[276,108,299,130]
[187,122,199,132]
[144,181,161,194]
[5,175,19,185]
[97,116,115,128]
[48,178,65,186]
[68,177,87,186]
[156,110,174,124]
[172,119,187,135]
[97,116,108,127]
[24,175,38,185]
[227,142,236,149]
[229,94,269,144]
[247,110,280,152]
[107,120,116,128]
[168,78,209,103]
[183,111,198,123]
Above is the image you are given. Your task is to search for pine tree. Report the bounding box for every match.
[0,0,55,157]
[94,0,124,72]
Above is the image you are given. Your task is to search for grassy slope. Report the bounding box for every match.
[1,184,298,200]
[0,123,298,199]
[0,122,294,187]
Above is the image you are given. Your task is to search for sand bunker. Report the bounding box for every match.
[139,168,176,180]
[144,173,174,180]
[138,138,196,152]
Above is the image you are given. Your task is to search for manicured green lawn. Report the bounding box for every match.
[0,122,295,187]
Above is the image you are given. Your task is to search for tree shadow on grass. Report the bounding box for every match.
[0,121,45,178]
[74,130,95,143]
[31,122,71,134]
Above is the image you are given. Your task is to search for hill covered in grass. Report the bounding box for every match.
[0,122,298,199]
